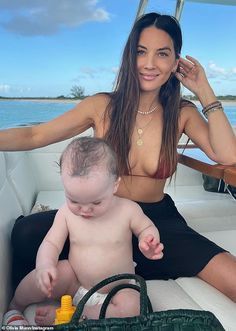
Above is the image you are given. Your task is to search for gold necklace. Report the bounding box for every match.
[137,105,158,115]
[136,117,153,146]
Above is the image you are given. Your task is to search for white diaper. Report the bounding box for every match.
[73,279,136,307]
[73,286,108,306]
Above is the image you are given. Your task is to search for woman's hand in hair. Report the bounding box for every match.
[175,55,212,97]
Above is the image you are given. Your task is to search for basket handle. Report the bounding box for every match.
[99,283,153,319]
[70,273,150,323]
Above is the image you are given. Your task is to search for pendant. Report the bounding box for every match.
[137,128,143,135]
[137,138,143,146]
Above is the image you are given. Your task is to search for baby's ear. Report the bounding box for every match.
[113,177,121,193]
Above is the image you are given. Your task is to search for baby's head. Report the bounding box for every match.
[59,137,120,218]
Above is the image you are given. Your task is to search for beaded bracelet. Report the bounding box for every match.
[203,106,223,119]
[202,101,223,119]
[202,101,221,113]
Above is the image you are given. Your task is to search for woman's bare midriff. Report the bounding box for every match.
[116,175,166,203]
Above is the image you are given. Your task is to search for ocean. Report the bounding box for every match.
[0,100,76,129]
[0,99,236,129]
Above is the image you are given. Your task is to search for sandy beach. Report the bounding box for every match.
[220,100,236,107]
[0,98,81,104]
[193,100,236,107]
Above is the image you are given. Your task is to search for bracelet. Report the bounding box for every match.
[202,101,223,119]
[202,101,222,114]
[203,106,223,119]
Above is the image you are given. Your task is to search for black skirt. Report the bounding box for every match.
[133,194,226,280]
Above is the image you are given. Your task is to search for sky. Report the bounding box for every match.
[0,0,236,98]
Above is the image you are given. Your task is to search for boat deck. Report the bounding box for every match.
[0,130,236,329]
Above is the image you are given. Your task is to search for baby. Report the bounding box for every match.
[4,137,163,325]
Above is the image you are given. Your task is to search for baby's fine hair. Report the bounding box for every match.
[59,136,119,179]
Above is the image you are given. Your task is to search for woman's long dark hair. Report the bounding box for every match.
[104,12,183,176]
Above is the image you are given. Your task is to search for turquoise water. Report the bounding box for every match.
[0,100,236,129]
[0,100,76,128]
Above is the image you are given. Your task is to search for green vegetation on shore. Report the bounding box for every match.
[0,96,80,101]
[184,95,236,101]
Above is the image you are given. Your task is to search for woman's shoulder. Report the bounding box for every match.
[89,92,112,109]
[179,98,199,121]
[86,93,113,126]
[74,93,111,122]
[180,98,198,110]
[178,98,201,133]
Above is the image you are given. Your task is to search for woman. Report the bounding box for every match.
[1,13,236,301]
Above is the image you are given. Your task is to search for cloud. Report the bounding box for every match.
[0,84,10,93]
[111,66,119,73]
[80,67,98,79]
[207,61,236,80]
[75,66,118,80]
[0,0,110,36]
[0,83,32,96]
[71,66,118,94]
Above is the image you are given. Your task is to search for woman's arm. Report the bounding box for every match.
[0,95,100,151]
[176,56,236,165]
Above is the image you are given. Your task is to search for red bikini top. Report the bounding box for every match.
[127,159,176,180]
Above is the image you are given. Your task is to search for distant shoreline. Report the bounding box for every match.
[193,100,236,107]
[0,98,81,104]
[1,98,236,106]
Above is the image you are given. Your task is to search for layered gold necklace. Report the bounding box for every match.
[136,105,159,146]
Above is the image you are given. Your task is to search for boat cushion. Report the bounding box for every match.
[4,152,37,215]
[0,154,23,323]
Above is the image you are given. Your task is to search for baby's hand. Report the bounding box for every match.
[35,266,57,298]
[139,234,164,260]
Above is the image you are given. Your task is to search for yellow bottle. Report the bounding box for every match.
[54,295,76,325]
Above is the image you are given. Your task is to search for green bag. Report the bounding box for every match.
[202,174,236,200]
[202,174,226,193]
[54,273,225,331]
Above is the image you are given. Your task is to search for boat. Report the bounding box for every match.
[0,1,236,329]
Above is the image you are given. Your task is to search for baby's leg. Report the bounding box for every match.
[9,260,79,325]
[83,289,140,319]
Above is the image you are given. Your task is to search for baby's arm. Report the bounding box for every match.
[36,205,69,297]
[129,202,164,260]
